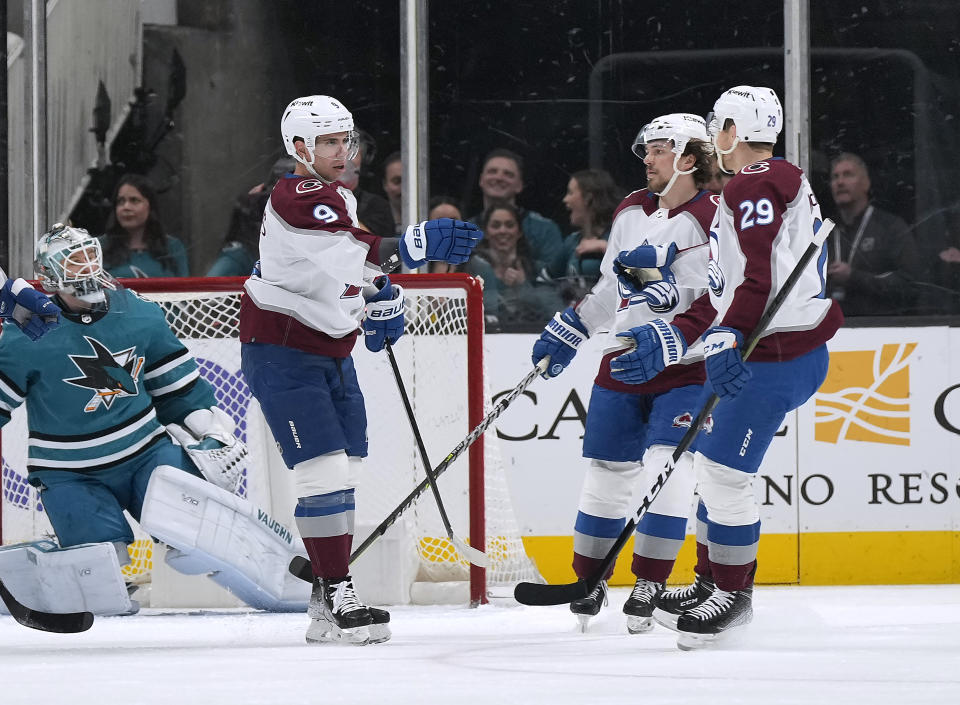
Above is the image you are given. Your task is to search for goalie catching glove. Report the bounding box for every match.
[399,217,483,268]
[167,407,247,493]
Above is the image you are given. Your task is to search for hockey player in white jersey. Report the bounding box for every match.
[0,267,61,340]
[239,95,482,645]
[613,86,843,649]
[531,113,718,633]
[0,224,309,618]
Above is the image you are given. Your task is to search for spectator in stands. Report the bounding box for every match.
[557,169,621,301]
[101,174,189,278]
[382,151,403,234]
[826,153,921,316]
[206,157,294,277]
[468,148,564,281]
[341,130,395,238]
[426,196,464,274]
[701,155,730,195]
[463,203,563,332]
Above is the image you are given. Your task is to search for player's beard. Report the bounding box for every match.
[646,170,669,194]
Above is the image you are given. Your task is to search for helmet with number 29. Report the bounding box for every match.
[708,85,783,174]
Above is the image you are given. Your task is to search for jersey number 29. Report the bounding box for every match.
[738,198,774,229]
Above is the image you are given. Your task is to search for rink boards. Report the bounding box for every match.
[486,326,960,586]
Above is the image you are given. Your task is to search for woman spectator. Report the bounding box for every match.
[463,203,563,332]
[557,169,621,300]
[101,174,189,278]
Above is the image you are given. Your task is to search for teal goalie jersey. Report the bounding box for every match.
[0,288,216,473]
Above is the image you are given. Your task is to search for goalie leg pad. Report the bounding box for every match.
[140,466,310,611]
[294,450,351,498]
[0,539,135,616]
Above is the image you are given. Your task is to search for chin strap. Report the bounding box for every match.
[655,152,698,198]
[714,134,740,175]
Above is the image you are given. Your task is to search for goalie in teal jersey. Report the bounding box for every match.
[0,224,309,616]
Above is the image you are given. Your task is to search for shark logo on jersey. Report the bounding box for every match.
[64,335,145,412]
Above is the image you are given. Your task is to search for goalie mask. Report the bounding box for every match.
[280,95,359,180]
[35,224,115,309]
[632,113,711,197]
[707,86,782,173]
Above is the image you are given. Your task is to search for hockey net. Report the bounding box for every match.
[0,274,541,605]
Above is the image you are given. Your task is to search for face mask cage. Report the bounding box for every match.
[36,227,110,299]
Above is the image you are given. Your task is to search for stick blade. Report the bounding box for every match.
[452,536,491,568]
[0,579,94,633]
[513,578,590,606]
[289,555,312,583]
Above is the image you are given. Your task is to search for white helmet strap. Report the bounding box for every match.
[655,149,698,198]
[713,130,740,175]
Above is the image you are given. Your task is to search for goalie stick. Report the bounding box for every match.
[290,357,549,580]
[385,341,490,568]
[514,219,835,606]
[0,578,94,633]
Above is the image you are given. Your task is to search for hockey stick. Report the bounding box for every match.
[0,578,94,633]
[385,341,490,568]
[514,219,835,606]
[290,357,549,581]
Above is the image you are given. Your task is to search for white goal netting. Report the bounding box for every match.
[0,274,541,605]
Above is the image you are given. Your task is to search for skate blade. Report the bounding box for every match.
[368,623,392,644]
[626,615,654,634]
[677,631,716,651]
[305,619,372,646]
[652,608,681,632]
[575,614,592,633]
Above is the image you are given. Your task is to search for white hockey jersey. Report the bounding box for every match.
[575,188,718,394]
[240,175,388,357]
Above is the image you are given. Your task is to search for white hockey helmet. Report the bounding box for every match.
[280,95,359,175]
[708,85,782,144]
[35,223,113,305]
[632,113,711,197]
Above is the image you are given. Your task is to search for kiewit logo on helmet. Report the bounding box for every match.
[292,99,315,106]
[729,89,755,100]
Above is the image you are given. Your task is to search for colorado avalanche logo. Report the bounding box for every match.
[741,162,770,175]
[295,179,325,193]
[672,411,714,434]
[707,229,725,296]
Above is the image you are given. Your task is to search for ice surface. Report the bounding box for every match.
[1,585,958,705]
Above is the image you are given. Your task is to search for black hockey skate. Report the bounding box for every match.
[306,577,389,645]
[570,580,607,632]
[651,573,715,631]
[622,578,664,634]
[675,585,753,650]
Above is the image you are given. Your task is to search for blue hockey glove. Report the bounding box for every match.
[363,275,405,353]
[400,218,483,268]
[531,306,589,378]
[702,326,752,399]
[610,318,687,384]
[612,243,678,295]
[0,278,61,341]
